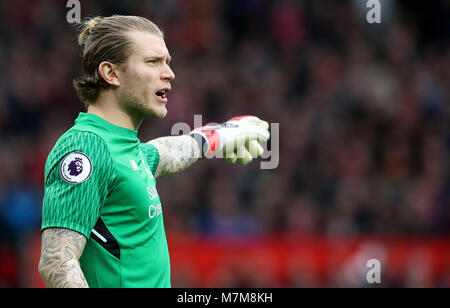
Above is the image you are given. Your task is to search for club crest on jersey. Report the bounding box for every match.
[60,152,92,184]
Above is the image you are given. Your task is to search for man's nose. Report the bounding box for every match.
[162,64,175,81]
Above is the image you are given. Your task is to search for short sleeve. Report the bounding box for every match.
[41,131,118,238]
[140,143,160,176]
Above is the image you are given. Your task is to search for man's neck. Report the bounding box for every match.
[86,92,143,131]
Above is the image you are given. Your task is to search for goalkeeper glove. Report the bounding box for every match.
[189,115,270,165]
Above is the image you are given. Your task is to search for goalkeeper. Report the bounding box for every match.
[38,15,270,288]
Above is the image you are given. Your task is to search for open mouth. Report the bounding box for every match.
[155,88,170,100]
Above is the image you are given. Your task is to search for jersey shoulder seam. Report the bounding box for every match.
[140,142,161,176]
[45,130,119,188]
[68,129,120,191]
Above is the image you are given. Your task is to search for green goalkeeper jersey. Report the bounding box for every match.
[41,112,170,288]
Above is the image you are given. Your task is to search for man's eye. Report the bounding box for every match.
[147,60,157,64]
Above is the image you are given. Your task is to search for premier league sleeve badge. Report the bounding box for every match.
[60,151,93,184]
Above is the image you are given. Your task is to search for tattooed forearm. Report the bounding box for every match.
[38,228,89,288]
[148,135,201,178]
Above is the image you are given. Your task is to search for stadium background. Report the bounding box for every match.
[0,0,449,287]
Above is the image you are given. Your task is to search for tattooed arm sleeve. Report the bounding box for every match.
[148,135,201,178]
[38,228,89,288]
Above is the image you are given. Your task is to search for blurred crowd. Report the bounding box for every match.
[0,0,448,287]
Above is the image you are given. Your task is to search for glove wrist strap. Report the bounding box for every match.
[189,130,222,158]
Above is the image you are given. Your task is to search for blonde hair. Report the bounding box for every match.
[73,15,164,105]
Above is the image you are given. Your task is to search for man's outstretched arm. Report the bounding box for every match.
[148,115,270,178]
[148,135,201,178]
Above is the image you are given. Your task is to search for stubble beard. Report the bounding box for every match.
[118,89,167,119]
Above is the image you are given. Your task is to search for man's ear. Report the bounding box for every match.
[98,61,121,87]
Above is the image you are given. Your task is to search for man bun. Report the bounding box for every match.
[77,17,103,46]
